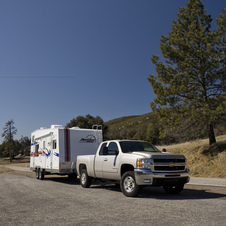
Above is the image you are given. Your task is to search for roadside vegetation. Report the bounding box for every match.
[157,135,226,178]
[0,165,13,174]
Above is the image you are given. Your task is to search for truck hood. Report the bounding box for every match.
[131,151,185,159]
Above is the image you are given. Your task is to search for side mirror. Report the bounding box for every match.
[103,147,108,155]
[162,148,167,152]
[114,150,119,155]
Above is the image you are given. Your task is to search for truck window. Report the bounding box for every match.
[119,141,161,153]
[107,142,118,155]
[99,143,107,155]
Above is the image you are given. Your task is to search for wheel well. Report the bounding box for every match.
[121,164,134,177]
[79,164,87,175]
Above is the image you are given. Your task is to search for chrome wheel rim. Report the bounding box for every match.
[124,176,135,193]
[81,172,86,185]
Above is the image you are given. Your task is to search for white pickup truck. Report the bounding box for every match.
[76,140,190,197]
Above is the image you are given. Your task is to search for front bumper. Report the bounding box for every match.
[134,169,190,186]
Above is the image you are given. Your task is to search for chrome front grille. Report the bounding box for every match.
[152,158,186,172]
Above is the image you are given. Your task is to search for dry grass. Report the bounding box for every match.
[0,156,30,174]
[0,166,14,174]
[0,156,30,171]
[157,135,226,178]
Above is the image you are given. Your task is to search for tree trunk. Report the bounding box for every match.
[207,123,216,145]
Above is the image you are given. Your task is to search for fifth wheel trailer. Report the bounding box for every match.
[30,125,102,179]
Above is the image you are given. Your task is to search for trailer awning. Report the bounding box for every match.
[35,132,53,140]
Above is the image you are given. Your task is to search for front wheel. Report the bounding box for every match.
[163,184,184,194]
[120,171,142,197]
[80,169,92,188]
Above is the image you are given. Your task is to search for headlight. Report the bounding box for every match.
[136,158,151,169]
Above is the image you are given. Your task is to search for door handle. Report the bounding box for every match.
[104,158,108,161]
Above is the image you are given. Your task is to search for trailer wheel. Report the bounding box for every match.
[80,169,92,188]
[120,171,142,197]
[39,169,44,180]
[36,169,39,180]
[163,184,184,194]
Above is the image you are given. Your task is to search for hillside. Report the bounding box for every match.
[105,112,156,141]
[105,112,226,145]
[157,135,226,178]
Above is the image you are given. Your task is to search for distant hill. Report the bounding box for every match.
[105,112,160,143]
[105,112,226,145]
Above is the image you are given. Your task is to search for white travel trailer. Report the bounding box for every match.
[30,125,102,180]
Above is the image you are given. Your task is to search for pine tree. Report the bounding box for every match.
[148,0,226,145]
[1,120,17,161]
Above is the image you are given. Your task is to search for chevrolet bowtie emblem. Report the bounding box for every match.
[169,163,175,167]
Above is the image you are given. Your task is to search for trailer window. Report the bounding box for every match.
[43,141,45,149]
[53,140,57,149]
[35,144,39,156]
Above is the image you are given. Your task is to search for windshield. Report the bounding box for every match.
[119,141,161,153]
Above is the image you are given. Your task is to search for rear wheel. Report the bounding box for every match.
[163,184,184,194]
[120,171,142,197]
[36,169,39,179]
[39,169,44,180]
[80,169,92,188]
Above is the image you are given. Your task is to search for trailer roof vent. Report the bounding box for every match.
[51,125,63,129]
[71,127,80,130]
[40,127,47,130]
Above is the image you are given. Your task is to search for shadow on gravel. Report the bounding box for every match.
[39,177,226,200]
[86,183,226,200]
[140,186,226,200]
[42,176,81,185]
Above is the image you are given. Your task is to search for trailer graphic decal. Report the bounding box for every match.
[80,135,96,143]
[54,152,59,157]
[31,141,39,146]
[44,149,51,157]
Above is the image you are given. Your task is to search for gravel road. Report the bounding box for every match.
[0,170,226,226]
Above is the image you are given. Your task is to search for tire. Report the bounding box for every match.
[120,171,142,197]
[39,169,44,180]
[163,184,184,194]
[80,169,92,188]
[36,168,39,180]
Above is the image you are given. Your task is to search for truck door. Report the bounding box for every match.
[102,142,119,180]
[94,142,107,178]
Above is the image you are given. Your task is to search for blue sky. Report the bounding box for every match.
[0,0,225,143]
